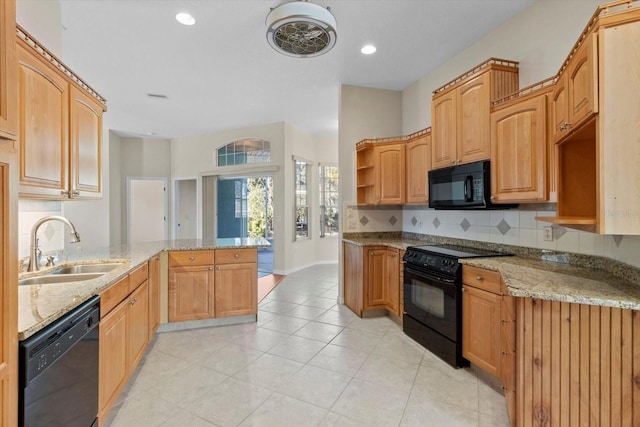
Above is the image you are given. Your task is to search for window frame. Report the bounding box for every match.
[293,156,312,241]
[319,163,339,238]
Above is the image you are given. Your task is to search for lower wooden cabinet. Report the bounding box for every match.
[98,269,150,424]
[168,265,215,322]
[462,284,502,377]
[215,263,257,317]
[344,242,401,317]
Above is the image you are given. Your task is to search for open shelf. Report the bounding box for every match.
[535,216,597,233]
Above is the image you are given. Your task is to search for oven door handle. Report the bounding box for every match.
[404,266,456,284]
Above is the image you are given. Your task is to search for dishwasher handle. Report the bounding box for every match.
[20,295,100,385]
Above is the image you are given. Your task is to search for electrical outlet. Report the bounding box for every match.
[543,226,553,241]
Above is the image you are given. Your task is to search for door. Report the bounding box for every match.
[217,178,246,238]
[127,178,167,243]
[175,179,197,239]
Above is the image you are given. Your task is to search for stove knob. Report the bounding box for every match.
[441,259,446,266]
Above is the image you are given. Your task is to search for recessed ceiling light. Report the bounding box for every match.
[176,12,196,26]
[361,44,376,55]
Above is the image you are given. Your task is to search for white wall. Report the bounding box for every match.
[16,0,62,57]
[402,0,602,134]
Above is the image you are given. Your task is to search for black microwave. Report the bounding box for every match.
[428,160,517,209]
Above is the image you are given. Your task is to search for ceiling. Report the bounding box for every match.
[56,0,536,140]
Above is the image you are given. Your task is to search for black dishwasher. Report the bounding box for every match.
[19,295,100,427]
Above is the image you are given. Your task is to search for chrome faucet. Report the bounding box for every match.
[28,216,81,272]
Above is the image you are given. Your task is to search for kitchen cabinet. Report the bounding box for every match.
[355,139,405,205]
[462,266,502,378]
[168,250,216,322]
[490,91,549,203]
[16,27,106,200]
[431,59,519,170]
[551,32,598,143]
[148,255,161,337]
[405,129,431,204]
[0,0,17,141]
[214,249,258,317]
[343,242,401,317]
[0,0,18,424]
[538,15,640,234]
[98,264,150,424]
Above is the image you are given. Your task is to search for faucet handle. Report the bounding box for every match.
[46,256,55,267]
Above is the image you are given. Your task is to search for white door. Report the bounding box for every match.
[176,179,197,239]
[128,178,167,243]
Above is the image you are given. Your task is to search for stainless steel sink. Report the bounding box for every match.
[49,263,125,275]
[19,273,105,286]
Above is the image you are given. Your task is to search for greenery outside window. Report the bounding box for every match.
[319,164,339,237]
[294,158,311,240]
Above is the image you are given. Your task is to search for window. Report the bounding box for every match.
[294,158,311,240]
[319,164,339,237]
[217,138,270,166]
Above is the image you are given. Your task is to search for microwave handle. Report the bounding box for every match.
[464,175,473,202]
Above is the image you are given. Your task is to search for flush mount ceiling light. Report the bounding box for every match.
[361,44,376,55]
[176,12,196,26]
[265,1,337,58]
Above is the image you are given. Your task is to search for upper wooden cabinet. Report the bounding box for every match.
[552,32,598,142]
[405,130,431,204]
[490,91,549,203]
[431,59,519,170]
[0,0,17,141]
[538,10,640,234]
[356,127,431,206]
[16,27,106,200]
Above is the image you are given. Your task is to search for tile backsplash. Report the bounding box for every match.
[346,204,640,269]
[18,199,67,262]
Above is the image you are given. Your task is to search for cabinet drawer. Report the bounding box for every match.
[128,263,148,292]
[462,266,501,294]
[100,276,130,317]
[168,250,215,266]
[215,248,257,264]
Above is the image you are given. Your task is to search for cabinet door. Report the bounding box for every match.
[384,248,400,316]
[69,86,103,198]
[457,72,491,164]
[0,0,17,140]
[431,91,458,169]
[128,281,149,371]
[98,300,128,422]
[462,285,501,378]
[365,248,386,309]
[215,263,257,317]
[491,94,547,202]
[148,256,160,338]
[168,265,215,322]
[343,243,363,316]
[405,134,431,204]
[567,32,598,130]
[17,43,69,198]
[375,144,405,204]
[551,75,569,143]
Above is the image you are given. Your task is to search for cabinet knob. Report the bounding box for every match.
[189,256,196,261]
[461,287,466,292]
[234,253,240,259]
[71,190,80,196]
[476,275,483,281]
[129,298,137,305]
[210,267,215,271]
[60,190,70,196]
[449,160,454,165]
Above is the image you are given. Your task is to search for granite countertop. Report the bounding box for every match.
[343,234,640,311]
[460,257,640,311]
[18,238,270,340]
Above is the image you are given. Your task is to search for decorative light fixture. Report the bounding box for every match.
[361,44,376,55]
[265,1,337,58]
[175,12,196,26]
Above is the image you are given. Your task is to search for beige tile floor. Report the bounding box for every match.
[104,264,510,427]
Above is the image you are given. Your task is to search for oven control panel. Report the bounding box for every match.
[403,250,459,275]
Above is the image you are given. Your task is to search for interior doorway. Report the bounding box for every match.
[174,178,197,239]
[127,178,168,243]
[215,176,273,276]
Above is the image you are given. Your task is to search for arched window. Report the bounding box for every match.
[217,138,271,166]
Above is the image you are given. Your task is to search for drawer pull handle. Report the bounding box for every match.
[189,256,196,261]
[476,276,483,281]
[234,253,240,259]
